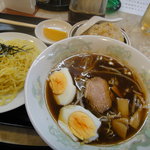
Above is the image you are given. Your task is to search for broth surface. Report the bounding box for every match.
[46,53,148,145]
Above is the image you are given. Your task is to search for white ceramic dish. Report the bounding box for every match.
[69,20,131,45]
[75,16,123,36]
[25,35,150,150]
[35,19,72,45]
[0,32,47,113]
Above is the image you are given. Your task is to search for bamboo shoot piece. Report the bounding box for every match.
[130,108,143,129]
[117,118,129,125]
[117,98,129,117]
[112,118,128,139]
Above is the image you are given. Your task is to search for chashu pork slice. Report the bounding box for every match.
[84,77,112,114]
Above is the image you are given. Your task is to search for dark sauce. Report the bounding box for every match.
[68,9,105,24]
[46,53,148,145]
[46,84,61,121]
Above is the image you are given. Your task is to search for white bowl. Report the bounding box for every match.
[25,35,150,150]
[35,19,72,45]
[69,20,131,45]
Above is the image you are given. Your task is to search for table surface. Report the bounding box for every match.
[0,7,150,149]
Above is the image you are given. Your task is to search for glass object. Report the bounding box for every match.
[4,0,36,14]
[140,4,150,34]
[36,0,70,11]
[37,0,50,3]
[106,0,121,13]
[68,0,108,24]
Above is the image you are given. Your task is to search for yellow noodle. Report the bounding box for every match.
[0,39,40,106]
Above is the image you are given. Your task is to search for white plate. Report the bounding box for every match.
[0,32,47,113]
[69,20,131,45]
[35,19,72,45]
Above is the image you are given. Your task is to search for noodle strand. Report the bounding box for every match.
[0,39,40,106]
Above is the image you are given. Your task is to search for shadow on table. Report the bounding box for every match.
[0,142,52,150]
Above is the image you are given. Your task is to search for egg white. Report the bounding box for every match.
[58,105,101,143]
[54,68,76,105]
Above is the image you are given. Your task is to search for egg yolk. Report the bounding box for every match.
[49,71,67,95]
[68,111,96,140]
[43,27,67,41]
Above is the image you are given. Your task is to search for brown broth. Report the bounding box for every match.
[45,53,148,145]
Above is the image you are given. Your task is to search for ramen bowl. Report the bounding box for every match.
[25,35,150,150]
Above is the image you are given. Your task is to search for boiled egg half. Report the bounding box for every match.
[48,68,76,105]
[58,105,101,143]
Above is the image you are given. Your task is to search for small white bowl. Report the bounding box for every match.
[69,20,131,45]
[35,19,72,45]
